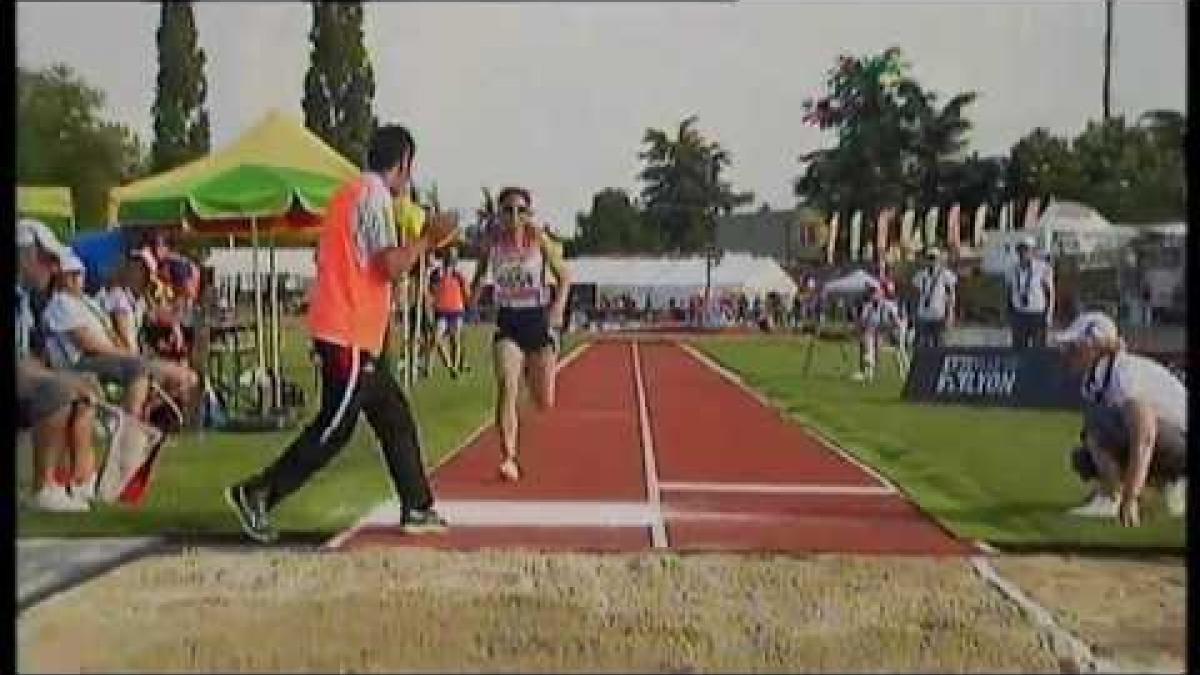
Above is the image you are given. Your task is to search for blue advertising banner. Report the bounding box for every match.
[902,347,1082,409]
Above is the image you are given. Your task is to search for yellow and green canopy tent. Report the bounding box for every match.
[18,185,75,237]
[108,109,359,242]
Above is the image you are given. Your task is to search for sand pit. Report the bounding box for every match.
[991,554,1186,673]
[19,548,1062,673]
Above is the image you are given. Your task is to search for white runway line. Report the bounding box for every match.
[660,481,896,495]
[341,498,814,528]
[631,342,669,548]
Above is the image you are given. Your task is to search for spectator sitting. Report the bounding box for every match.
[17,219,103,511]
[41,253,197,422]
[95,255,151,355]
[1056,312,1186,525]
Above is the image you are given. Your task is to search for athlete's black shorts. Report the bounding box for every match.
[495,306,558,354]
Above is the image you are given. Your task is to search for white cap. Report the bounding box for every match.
[60,252,86,275]
[1053,311,1119,347]
[924,247,943,259]
[1016,235,1037,249]
[16,218,71,259]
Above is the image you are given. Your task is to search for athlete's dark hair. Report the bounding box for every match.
[497,186,532,208]
[367,125,417,174]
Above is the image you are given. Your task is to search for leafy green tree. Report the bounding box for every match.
[574,188,659,253]
[796,48,927,218]
[150,0,210,172]
[1007,114,1185,224]
[303,1,376,165]
[638,115,753,252]
[17,65,145,229]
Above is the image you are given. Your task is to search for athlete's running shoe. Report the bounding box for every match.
[400,508,449,535]
[225,483,278,543]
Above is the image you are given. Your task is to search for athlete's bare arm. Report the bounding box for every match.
[537,228,571,325]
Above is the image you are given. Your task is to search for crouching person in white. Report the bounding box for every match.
[1055,312,1186,526]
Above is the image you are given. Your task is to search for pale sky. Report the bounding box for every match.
[17,1,1186,235]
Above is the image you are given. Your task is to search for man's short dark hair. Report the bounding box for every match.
[497,187,532,208]
[367,125,417,174]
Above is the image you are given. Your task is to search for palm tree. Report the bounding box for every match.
[910,90,978,206]
[638,115,752,252]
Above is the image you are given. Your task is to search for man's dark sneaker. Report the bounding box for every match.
[400,508,449,535]
[224,483,278,543]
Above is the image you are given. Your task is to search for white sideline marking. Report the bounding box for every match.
[323,343,594,550]
[631,342,670,548]
[675,342,899,491]
[660,481,896,495]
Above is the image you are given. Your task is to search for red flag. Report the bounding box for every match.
[1024,197,1042,229]
[947,204,962,254]
[875,207,893,262]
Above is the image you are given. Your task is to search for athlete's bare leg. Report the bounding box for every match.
[493,338,525,480]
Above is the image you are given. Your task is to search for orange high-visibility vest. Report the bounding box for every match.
[307,177,393,356]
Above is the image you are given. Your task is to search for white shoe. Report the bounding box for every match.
[32,484,90,513]
[1067,491,1119,518]
[1164,479,1186,517]
[850,371,867,382]
[70,477,97,503]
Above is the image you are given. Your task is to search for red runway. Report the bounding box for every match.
[328,340,974,555]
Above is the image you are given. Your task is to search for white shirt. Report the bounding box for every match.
[1006,258,1053,314]
[96,286,146,347]
[860,297,905,333]
[1081,351,1187,431]
[352,172,398,269]
[41,291,116,367]
[912,266,957,321]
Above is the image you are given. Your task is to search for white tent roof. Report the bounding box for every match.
[821,269,880,297]
[204,249,797,302]
[567,253,797,300]
[205,247,478,288]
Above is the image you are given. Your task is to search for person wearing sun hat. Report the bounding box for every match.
[1055,311,1186,526]
[1005,235,1055,350]
[16,218,103,512]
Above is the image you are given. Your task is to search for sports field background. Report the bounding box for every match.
[17,319,1185,551]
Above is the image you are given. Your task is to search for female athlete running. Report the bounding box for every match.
[469,187,571,481]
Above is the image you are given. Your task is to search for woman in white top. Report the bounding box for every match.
[468,187,572,481]
[96,256,150,355]
[43,254,197,421]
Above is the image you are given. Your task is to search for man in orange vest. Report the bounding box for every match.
[225,125,458,543]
